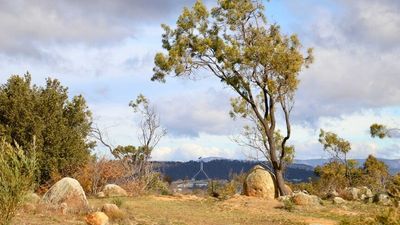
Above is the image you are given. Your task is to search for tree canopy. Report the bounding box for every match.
[370,123,399,139]
[152,0,312,195]
[0,73,94,183]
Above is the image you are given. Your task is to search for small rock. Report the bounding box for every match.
[292,192,321,206]
[333,197,346,204]
[343,187,360,201]
[374,193,392,206]
[85,212,109,225]
[277,195,291,202]
[101,203,119,215]
[24,193,41,204]
[102,184,128,197]
[360,187,373,198]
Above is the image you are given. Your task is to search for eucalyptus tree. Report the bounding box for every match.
[318,129,353,184]
[152,0,313,195]
[370,123,399,139]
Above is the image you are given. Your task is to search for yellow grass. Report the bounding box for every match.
[11,194,389,225]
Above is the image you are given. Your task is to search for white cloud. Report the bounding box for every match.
[152,143,240,161]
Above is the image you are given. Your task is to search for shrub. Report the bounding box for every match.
[340,207,400,225]
[75,157,126,195]
[0,74,93,184]
[111,198,124,208]
[207,180,238,200]
[0,139,37,225]
[282,199,295,212]
[387,173,400,200]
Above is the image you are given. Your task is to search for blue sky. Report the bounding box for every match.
[0,0,399,161]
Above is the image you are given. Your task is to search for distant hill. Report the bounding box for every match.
[153,159,316,183]
[295,158,400,174]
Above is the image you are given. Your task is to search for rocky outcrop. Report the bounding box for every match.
[343,187,360,201]
[342,187,374,202]
[41,177,88,210]
[243,165,277,199]
[102,184,128,197]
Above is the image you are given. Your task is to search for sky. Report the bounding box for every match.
[0,0,399,161]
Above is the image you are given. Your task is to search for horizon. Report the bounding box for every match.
[151,156,400,163]
[0,0,399,161]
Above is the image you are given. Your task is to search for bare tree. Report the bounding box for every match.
[90,95,166,192]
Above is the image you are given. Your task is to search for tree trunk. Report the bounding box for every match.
[275,169,289,196]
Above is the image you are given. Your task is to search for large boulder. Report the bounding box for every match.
[242,165,277,199]
[41,177,88,210]
[102,184,128,197]
[292,192,321,206]
[85,212,109,225]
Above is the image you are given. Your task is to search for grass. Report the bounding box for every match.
[10,194,397,225]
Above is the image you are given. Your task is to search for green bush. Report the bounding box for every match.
[147,172,170,195]
[282,199,295,212]
[0,139,37,225]
[208,180,237,200]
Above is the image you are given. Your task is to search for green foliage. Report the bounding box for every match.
[363,155,389,192]
[318,130,356,186]
[146,173,170,195]
[311,160,363,195]
[113,145,150,163]
[370,123,389,139]
[152,0,312,196]
[318,129,351,160]
[0,74,93,183]
[282,198,295,212]
[370,123,400,139]
[208,180,237,200]
[0,139,37,225]
[387,173,400,199]
[314,161,348,193]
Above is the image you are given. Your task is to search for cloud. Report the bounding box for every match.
[289,108,400,159]
[0,0,200,57]
[339,0,400,49]
[286,0,400,123]
[156,88,243,137]
[152,143,239,161]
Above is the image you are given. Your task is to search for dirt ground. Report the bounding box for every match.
[11,194,379,225]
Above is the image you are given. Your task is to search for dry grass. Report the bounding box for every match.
[10,194,395,225]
